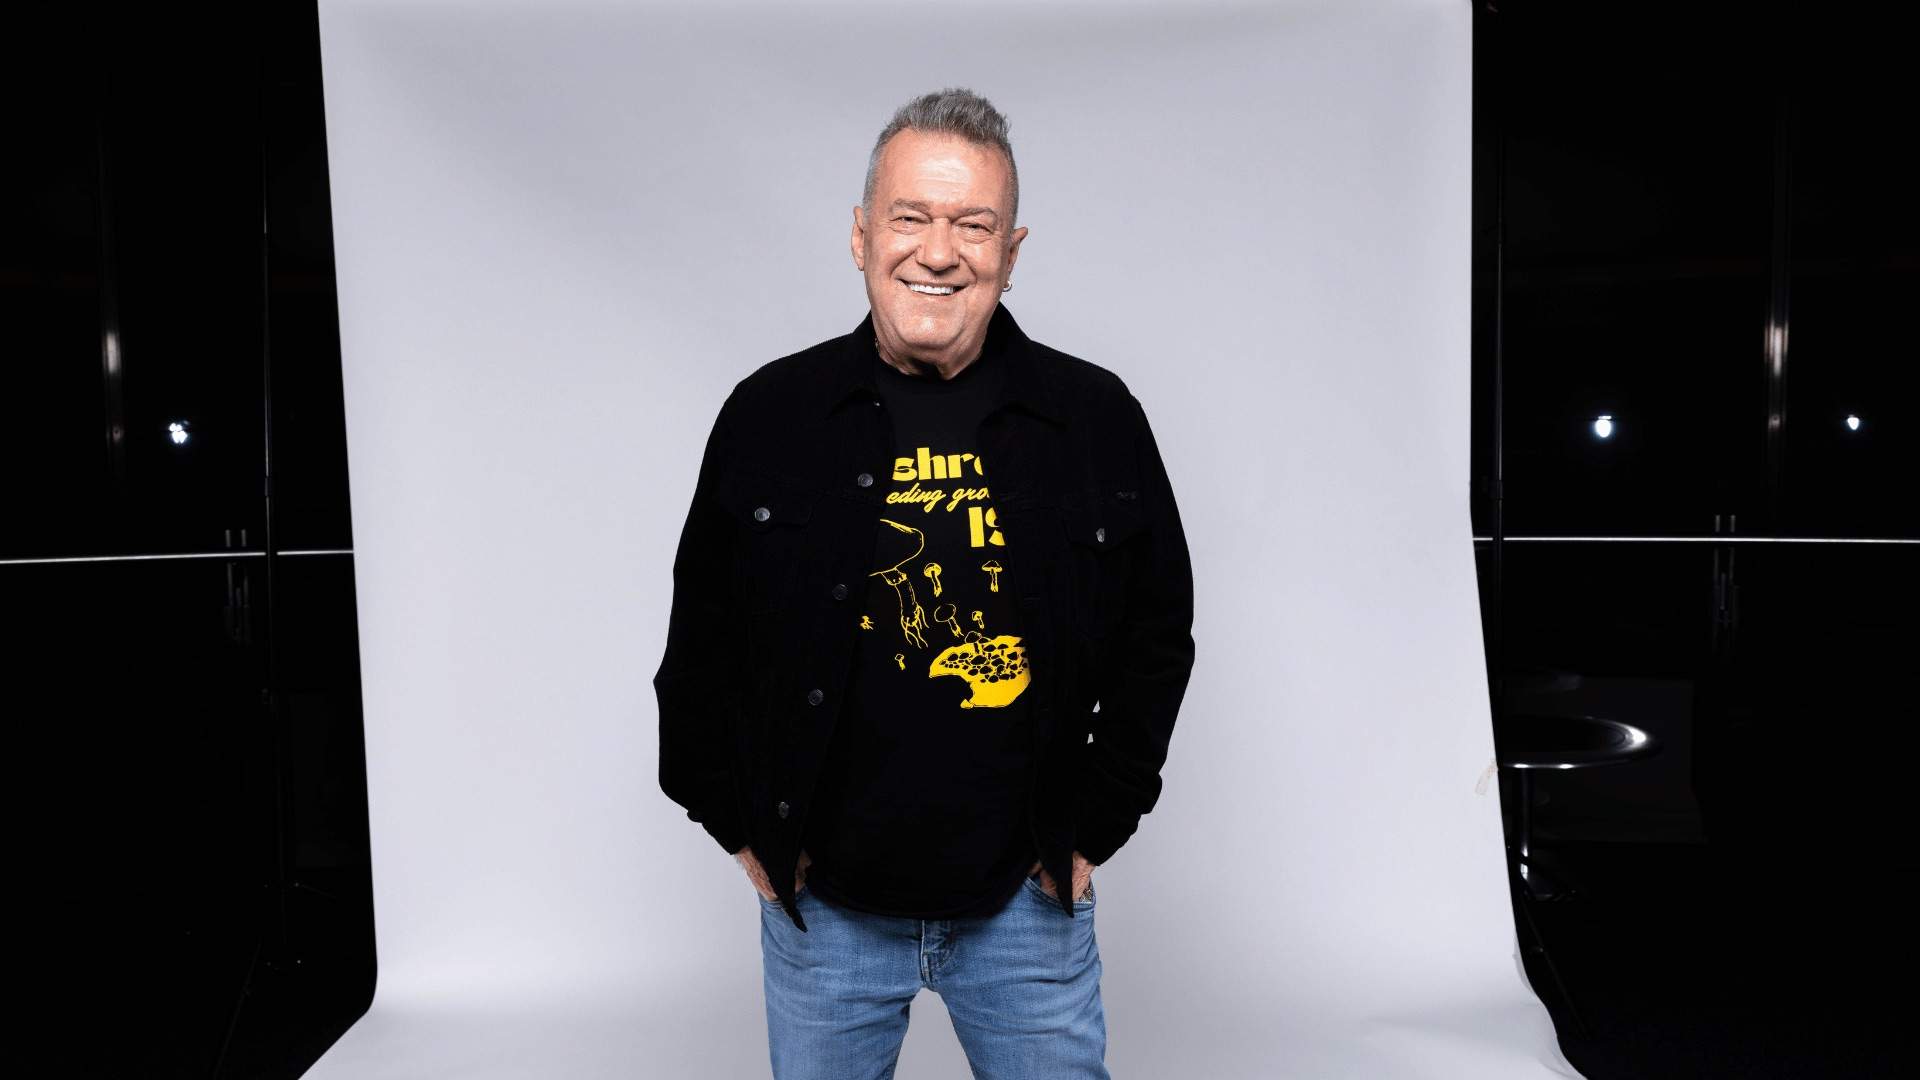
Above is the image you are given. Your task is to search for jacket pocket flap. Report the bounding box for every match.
[715,469,815,530]
[1061,488,1146,548]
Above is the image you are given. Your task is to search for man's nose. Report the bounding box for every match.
[917,219,959,272]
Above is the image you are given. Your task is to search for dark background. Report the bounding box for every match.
[1473,3,1915,1077]
[6,5,371,1076]
[5,1,1911,1076]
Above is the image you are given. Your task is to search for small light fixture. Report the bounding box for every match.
[1845,414,1861,432]
[168,421,190,446]
[1591,414,1614,439]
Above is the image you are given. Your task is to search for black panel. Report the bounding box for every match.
[8,7,266,560]
[5,40,112,554]
[266,14,355,553]
[1778,59,1919,539]
[1496,7,1772,537]
[6,4,372,1076]
[106,10,265,557]
[1476,4,1919,1076]
[10,557,267,1074]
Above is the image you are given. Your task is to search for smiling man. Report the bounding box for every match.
[656,87,1195,1080]
[857,125,1027,376]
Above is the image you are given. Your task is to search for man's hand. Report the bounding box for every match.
[736,845,810,902]
[1028,850,1096,901]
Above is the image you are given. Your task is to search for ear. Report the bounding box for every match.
[1005,224,1028,275]
[850,205,867,271]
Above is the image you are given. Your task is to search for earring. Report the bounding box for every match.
[1002,281,1013,292]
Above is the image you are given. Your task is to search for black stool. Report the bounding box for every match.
[1496,713,1660,900]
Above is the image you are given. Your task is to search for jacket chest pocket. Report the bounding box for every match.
[716,467,818,615]
[1060,486,1148,637]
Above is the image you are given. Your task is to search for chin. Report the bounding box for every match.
[889,315,957,344]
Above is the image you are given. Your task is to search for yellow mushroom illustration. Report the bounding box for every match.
[923,561,943,597]
[873,518,930,649]
[932,603,963,637]
[929,631,1030,708]
[981,558,1003,592]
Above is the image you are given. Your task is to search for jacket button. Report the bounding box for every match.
[831,582,848,600]
[1095,526,1106,543]
[753,506,771,522]
[856,472,874,487]
[807,688,824,705]
[776,800,790,818]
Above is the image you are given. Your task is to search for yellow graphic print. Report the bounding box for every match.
[863,444,1030,710]
[929,635,1028,709]
[874,521,933,650]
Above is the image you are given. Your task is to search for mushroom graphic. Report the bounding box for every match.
[873,518,930,649]
[971,609,985,628]
[981,558,1003,592]
[932,603,963,637]
[928,632,1031,709]
[923,561,944,597]
[894,653,906,670]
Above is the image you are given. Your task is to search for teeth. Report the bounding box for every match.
[907,283,956,295]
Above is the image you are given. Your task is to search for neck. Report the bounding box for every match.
[874,334,983,381]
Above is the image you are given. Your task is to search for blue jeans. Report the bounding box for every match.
[760,870,1109,1079]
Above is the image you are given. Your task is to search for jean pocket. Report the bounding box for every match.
[1024,871,1094,909]
[761,880,809,906]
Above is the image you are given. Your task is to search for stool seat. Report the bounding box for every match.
[1494,711,1661,904]
[1497,714,1657,769]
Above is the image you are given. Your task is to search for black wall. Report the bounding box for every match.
[1474,1,1917,860]
[5,1,1912,1076]
[1473,4,1916,1069]
[7,6,373,1076]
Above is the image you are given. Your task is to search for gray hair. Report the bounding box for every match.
[862,87,1019,229]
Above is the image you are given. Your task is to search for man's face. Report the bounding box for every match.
[852,129,1027,370]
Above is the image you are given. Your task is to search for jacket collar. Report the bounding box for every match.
[817,301,1067,426]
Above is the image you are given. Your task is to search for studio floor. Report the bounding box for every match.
[166,837,1916,1078]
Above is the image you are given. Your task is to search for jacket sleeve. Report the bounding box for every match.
[655,384,751,857]
[1073,392,1197,866]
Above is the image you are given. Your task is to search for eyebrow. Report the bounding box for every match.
[889,199,1000,221]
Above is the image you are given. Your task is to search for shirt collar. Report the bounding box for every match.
[817,301,1066,426]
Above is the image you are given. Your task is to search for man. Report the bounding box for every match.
[655,87,1195,1079]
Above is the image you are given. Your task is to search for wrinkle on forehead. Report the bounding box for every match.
[910,154,975,187]
[878,133,1012,218]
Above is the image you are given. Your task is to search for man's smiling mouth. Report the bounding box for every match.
[902,281,964,296]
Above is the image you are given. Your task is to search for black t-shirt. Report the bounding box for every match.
[801,334,1039,919]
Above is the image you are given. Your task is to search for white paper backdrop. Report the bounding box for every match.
[311,0,1584,1075]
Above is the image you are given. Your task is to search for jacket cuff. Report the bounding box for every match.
[704,811,749,858]
[670,767,749,857]
[1072,819,1132,868]
[697,783,749,857]
[1072,767,1141,867]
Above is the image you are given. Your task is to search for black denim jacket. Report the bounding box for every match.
[655,302,1195,931]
